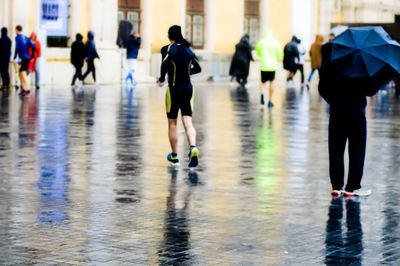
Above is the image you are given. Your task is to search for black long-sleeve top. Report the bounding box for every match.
[158,43,201,87]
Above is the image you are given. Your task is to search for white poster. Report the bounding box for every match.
[40,0,68,36]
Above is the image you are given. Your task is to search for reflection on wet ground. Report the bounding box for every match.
[0,82,399,264]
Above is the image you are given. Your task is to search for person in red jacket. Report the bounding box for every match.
[28,32,41,90]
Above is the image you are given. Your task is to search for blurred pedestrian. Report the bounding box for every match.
[70,33,86,88]
[307,34,324,85]
[12,25,35,96]
[0,27,12,90]
[157,25,201,168]
[125,31,141,86]
[295,37,306,87]
[82,31,100,85]
[27,32,41,90]
[229,34,253,87]
[255,30,283,107]
[283,36,300,83]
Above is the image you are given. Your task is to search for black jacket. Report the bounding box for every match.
[71,39,86,67]
[283,36,300,71]
[229,37,253,78]
[0,28,12,65]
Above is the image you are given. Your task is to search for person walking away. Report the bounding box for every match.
[318,51,373,197]
[229,34,253,87]
[126,32,141,86]
[307,34,324,86]
[12,25,35,96]
[27,32,41,90]
[283,36,300,84]
[295,38,306,87]
[157,25,201,167]
[70,33,86,88]
[255,30,283,108]
[82,31,100,86]
[0,27,12,90]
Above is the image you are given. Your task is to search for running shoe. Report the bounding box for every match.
[260,94,265,105]
[188,146,199,168]
[268,100,274,108]
[167,153,179,165]
[331,190,343,196]
[343,188,371,197]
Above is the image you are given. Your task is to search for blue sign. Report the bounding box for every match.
[40,0,68,36]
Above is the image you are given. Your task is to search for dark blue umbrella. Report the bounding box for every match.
[322,26,400,81]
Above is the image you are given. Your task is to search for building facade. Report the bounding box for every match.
[1,0,398,85]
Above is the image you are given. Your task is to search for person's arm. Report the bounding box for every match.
[37,41,41,57]
[135,37,141,47]
[29,39,36,59]
[13,37,18,60]
[190,54,201,75]
[158,45,170,83]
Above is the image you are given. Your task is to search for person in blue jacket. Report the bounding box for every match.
[12,25,35,96]
[157,25,201,168]
[0,27,12,90]
[82,31,100,85]
[126,32,141,86]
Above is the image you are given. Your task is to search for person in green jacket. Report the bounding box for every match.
[255,30,283,108]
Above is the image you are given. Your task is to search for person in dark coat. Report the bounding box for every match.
[283,36,300,83]
[82,31,100,85]
[318,45,381,197]
[70,33,86,87]
[229,34,253,87]
[0,27,12,89]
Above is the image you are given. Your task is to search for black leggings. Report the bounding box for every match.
[71,65,82,85]
[0,63,10,87]
[82,59,96,82]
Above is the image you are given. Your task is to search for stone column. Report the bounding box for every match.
[89,0,118,48]
[260,0,269,36]
[68,0,81,45]
[140,0,152,60]
[204,0,214,51]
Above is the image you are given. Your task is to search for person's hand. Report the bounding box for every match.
[134,33,140,38]
[12,60,16,65]
[158,81,164,87]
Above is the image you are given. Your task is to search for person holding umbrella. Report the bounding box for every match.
[319,26,400,197]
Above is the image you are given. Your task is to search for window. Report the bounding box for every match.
[118,0,141,33]
[127,11,139,33]
[244,0,260,47]
[186,0,204,49]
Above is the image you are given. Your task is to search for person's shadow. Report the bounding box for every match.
[325,197,363,265]
[158,167,198,264]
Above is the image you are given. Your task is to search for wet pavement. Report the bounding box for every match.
[0,81,399,265]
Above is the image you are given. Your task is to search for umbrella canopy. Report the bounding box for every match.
[323,26,400,78]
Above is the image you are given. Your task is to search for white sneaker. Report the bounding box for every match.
[344,188,371,197]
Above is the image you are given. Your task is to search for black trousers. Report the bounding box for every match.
[328,113,366,191]
[297,64,304,83]
[71,64,82,85]
[0,63,10,87]
[82,59,96,82]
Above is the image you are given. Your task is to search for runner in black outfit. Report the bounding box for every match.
[158,25,201,167]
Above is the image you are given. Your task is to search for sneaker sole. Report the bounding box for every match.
[168,161,180,166]
[343,192,371,197]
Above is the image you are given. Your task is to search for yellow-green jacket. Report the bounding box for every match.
[255,30,283,71]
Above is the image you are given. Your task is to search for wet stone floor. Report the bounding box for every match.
[0,80,399,265]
